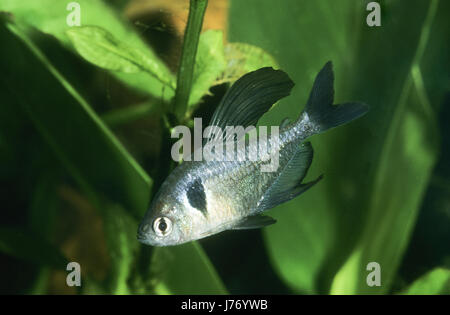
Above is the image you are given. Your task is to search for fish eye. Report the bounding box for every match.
[153,217,173,237]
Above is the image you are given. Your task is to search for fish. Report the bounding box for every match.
[137,61,369,246]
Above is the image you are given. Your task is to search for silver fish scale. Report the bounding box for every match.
[177,113,316,226]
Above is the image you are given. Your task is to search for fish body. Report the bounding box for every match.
[138,62,368,246]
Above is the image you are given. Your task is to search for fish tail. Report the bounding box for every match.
[301,61,369,133]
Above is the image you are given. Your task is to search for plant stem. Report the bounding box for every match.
[173,0,208,122]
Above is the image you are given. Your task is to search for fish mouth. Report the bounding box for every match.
[137,229,151,243]
[137,234,164,246]
[137,230,162,246]
[137,233,153,245]
[137,221,153,243]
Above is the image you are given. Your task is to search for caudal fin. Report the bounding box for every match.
[304,61,369,133]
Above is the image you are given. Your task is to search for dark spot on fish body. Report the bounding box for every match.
[186,178,208,216]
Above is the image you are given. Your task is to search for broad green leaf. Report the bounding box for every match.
[187,31,278,116]
[222,42,278,82]
[0,227,68,269]
[229,0,441,294]
[401,268,450,295]
[330,0,440,294]
[330,88,437,293]
[1,0,174,100]
[188,30,227,112]
[67,26,175,89]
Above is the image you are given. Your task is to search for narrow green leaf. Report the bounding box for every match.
[67,26,175,89]
[401,268,450,295]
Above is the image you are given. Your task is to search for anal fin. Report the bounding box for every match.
[232,215,276,230]
[256,142,322,212]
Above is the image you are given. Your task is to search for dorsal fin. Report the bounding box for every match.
[204,67,294,144]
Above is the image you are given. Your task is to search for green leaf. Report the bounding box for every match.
[330,0,440,294]
[229,0,441,294]
[188,29,227,112]
[151,243,227,294]
[1,0,174,99]
[401,268,450,294]
[187,31,278,116]
[102,203,140,294]
[66,26,175,89]
[330,82,438,294]
[186,32,278,117]
[222,42,278,82]
[0,227,68,269]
